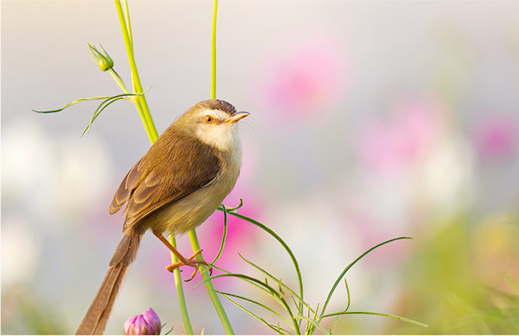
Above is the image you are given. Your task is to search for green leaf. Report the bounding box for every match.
[162,324,174,335]
[196,273,282,298]
[320,237,412,320]
[293,316,329,335]
[237,253,315,317]
[32,95,119,113]
[323,311,430,328]
[211,203,229,265]
[33,92,146,137]
[217,291,293,329]
[81,96,126,136]
[198,272,299,333]
[220,292,293,335]
[224,212,305,313]
[217,199,244,212]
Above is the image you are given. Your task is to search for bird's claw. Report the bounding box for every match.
[166,249,213,282]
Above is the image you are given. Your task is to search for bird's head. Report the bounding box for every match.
[179,99,249,151]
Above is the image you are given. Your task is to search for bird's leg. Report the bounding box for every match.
[153,233,212,281]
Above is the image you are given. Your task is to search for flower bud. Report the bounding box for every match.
[124,308,161,335]
[88,43,114,72]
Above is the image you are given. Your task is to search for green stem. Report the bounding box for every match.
[109,68,128,93]
[114,0,232,333]
[211,0,218,99]
[114,0,158,143]
[169,236,194,335]
[188,231,235,335]
[186,0,234,334]
[114,0,191,332]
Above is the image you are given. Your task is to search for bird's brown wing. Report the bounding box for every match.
[109,129,221,231]
[109,157,143,216]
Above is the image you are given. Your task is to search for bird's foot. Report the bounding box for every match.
[166,249,213,281]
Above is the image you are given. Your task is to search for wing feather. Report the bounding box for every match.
[109,128,221,232]
[109,158,143,215]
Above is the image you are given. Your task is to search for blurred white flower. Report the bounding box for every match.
[1,218,39,289]
[2,118,113,232]
[2,119,56,208]
[52,134,112,220]
[266,193,364,306]
[420,133,474,221]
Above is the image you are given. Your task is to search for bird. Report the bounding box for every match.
[76,99,249,335]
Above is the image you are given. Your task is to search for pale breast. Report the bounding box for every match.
[143,146,242,236]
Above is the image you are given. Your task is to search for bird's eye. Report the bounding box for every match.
[205,115,215,124]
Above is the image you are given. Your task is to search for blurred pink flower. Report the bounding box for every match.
[197,187,263,273]
[258,32,348,125]
[472,114,517,160]
[356,98,446,172]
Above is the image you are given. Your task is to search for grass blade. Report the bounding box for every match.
[294,316,329,335]
[32,95,116,113]
[218,291,293,328]
[211,203,229,264]
[225,212,304,312]
[220,293,293,335]
[198,272,298,332]
[320,237,412,320]
[81,96,126,136]
[237,253,315,316]
[323,311,430,328]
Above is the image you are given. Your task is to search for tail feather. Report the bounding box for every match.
[76,231,142,335]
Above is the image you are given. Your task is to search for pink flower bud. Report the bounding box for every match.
[124,308,161,335]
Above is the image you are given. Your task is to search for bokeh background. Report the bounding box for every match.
[3,1,519,334]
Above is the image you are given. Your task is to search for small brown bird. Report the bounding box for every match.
[76,99,249,335]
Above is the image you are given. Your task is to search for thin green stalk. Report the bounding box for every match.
[123,0,134,51]
[109,68,128,93]
[114,0,157,143]
[186,0,234,334]
[169,235,194,335]
[188,230,235,335]
[211,0,218,99]
[115,0,233,333]
[113,0,193,333]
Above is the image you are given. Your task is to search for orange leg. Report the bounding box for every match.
[154,233,212,281]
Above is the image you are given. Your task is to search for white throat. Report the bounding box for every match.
[196,110,242,153]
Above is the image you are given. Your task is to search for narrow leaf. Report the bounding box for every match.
[294,316,329,335]
[225,212,304,309]
[217,291,293,328]
[32,95,117,113]
[211,203,229,264]
[320,237,412,319]
[221,293,293,335]
[322,311,430,328]
[217,199,243,212]
[237,253,315,317]
[81,96,125,136]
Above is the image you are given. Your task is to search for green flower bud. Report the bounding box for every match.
[88,43,114,72]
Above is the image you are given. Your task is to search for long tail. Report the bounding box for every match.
[76,231,142,335]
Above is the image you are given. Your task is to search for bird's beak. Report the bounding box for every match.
[226,111,250,123]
